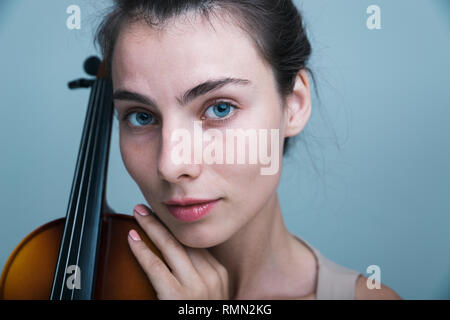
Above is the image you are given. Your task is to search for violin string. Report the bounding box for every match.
[61,79,102,299]
[50,77,97,300]
[71,79,106,300]
[55,79,98,299]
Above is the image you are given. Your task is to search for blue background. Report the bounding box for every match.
[0,0,449,299]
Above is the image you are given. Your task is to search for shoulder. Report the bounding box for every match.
[354,275,402,300]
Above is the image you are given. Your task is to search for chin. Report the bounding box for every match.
[174,224,229,249]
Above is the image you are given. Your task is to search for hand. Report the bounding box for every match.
[127,203,230,300]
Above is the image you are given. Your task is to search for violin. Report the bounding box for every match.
[0,57,160,300]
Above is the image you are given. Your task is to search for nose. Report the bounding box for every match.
[157,122,202,183]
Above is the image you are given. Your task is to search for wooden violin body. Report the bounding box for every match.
[0,213,159,299]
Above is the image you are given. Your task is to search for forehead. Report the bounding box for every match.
[111,12,271,93]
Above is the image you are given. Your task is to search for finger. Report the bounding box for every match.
[127,229,181,297]
[133,204,201,287]
[185,248,222,298]
[202,249,229,297]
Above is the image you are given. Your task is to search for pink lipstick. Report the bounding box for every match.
[163,198,220,222]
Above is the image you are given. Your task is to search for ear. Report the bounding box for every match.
[283,69,312,138]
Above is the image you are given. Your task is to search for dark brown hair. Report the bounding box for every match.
[95,0,314,157]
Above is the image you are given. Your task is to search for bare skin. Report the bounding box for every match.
[112,12,401,300]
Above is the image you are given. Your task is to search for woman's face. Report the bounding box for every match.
[112,14,291,248]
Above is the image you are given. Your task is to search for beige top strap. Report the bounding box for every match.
[295,235,362,300]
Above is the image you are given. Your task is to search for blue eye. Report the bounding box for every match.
[127,112,155,127]
[123,101,237,128]
[204,102,235,120]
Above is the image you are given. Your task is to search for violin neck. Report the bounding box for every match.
[50,78,114,300]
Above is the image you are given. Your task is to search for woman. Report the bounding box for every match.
[95,0,401,299]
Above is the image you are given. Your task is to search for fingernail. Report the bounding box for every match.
[134,205,149,216]
[128,229,141,241]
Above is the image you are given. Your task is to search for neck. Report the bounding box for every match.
[208,192,306,299]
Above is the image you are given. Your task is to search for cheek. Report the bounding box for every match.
[119,132,154,187]
[215,153,281,213]
[212,103,283,212]
[119,136,138,182]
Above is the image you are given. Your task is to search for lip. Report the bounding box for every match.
[164,198,221,222]
[163,198,219,206]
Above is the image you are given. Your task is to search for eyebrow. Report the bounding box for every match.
[112,77,251,108]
